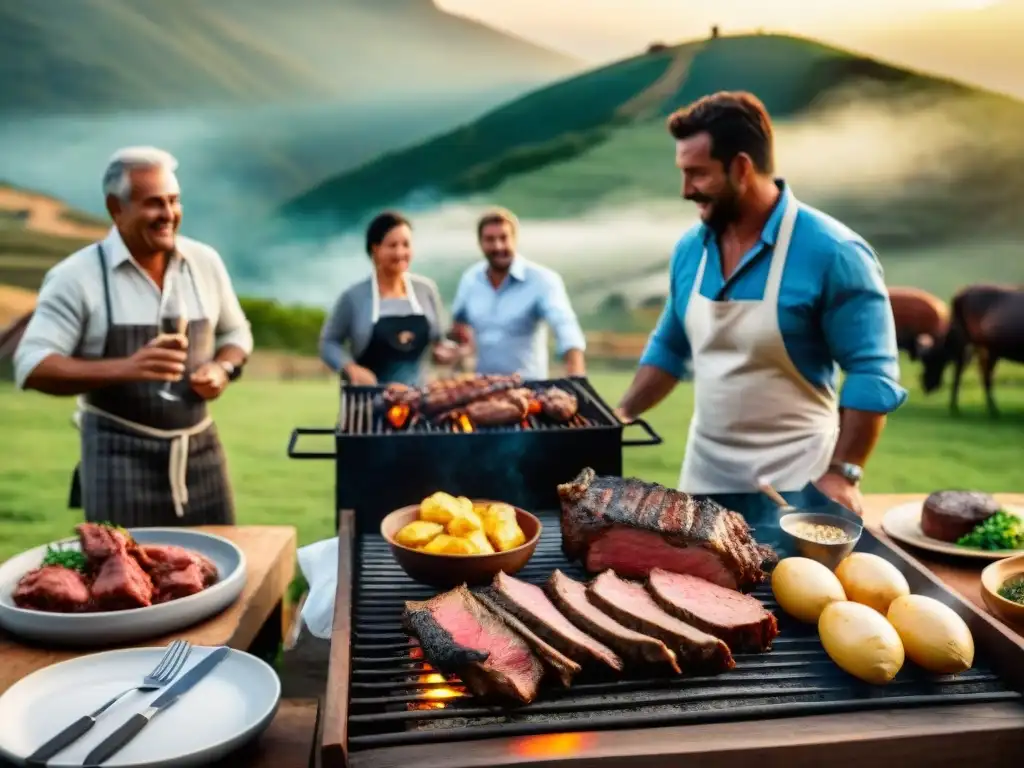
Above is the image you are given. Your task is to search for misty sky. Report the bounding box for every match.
[437,0,1006,62]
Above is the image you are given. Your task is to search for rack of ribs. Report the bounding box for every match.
[558,467,778,591]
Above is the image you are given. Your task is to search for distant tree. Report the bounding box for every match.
[711,25,720,39]
[647,42,668,54]
[598,292,629,314]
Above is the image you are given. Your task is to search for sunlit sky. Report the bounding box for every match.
[436,0,1007,62]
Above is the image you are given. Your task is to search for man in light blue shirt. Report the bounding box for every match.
[450,208,587,380]
[617,91,907,520]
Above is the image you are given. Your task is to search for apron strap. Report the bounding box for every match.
[762,196,799,304]
[371,271,424,323]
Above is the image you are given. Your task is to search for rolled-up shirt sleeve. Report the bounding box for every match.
[13,266,85,389]
[209,251,254,356]
[539,271,586,356]
[823,240,908,413]
[639,242,692,379]
[319,290,353,372]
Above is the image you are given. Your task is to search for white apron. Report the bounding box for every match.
[679,197,839,494]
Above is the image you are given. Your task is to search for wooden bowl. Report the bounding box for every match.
[380,502,542,589]
[980,554,1024,627]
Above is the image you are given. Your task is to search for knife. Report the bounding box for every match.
[82,646,230,767]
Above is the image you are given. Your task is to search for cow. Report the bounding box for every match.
[887,286,949,361]
[920,284,1024,417]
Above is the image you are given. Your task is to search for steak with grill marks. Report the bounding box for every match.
[545,570,680,673]
[472,589,580,687]
[465,388,532,426]
[402,585,544,705]
[558,468,777,590]
[647,569,778,653]
[484,571,623,672]
[588,570,735,673]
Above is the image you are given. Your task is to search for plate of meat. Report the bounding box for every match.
[0,523,247,646]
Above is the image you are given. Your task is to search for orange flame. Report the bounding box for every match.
[527,399,542,415]
[408,645,463,710]
[386,404,411,429]
[457,413,473,433]
[509,733,596,758]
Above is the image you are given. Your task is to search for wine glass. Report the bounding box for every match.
[156,269,188,402]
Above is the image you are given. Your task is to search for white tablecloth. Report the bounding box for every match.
[296,537,339,639]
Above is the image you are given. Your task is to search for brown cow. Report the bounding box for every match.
[887,286,949,361]
[921,284,1024,416]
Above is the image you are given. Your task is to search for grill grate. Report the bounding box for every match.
[339,378,618,435]
[346,512,1021,751]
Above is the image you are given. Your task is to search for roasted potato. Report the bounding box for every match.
[421,534,478,556]
[394,520,444,549]
[466,529,495,554]
[447,506,483,537]
[419,492,464,526]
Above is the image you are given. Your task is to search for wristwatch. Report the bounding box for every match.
[829,461,863,485]
[218,360,242,382]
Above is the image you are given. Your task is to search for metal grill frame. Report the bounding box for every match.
[287,377,663,527]
[320,509,1024,768]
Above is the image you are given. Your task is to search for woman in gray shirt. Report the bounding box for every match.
[319,212,455,386]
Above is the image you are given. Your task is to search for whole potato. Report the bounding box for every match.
[771,557,847,623]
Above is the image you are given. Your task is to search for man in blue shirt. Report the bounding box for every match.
[616,91,907,519]
[451,208,587,380]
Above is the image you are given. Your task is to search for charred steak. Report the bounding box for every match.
[484,571,623,672]
[465,389,531,426]
[647,569,778,653]
[545,570,680,673]
[558,468,777,590]
[472,589,581,687]
[588,570,735,673]
[90,550,154,611]
[12,566,91,612]
[403,585,544,705]
[921,490,1001,543]
[537,387,578,422]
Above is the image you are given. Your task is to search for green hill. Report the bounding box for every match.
[282,33,1024,253]
[0,0,580,115]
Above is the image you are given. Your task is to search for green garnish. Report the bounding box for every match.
[41,545,88,573]
[997,577,1024,605]
[956,510,1024,551]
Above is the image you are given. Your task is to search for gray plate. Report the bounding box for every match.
[0,529,247,647]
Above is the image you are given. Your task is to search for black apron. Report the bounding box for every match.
[68,244,235,526]
[352,299,431,387]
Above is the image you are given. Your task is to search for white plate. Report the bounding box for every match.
[881,501,1024,561]
[0,529,246,646]
[0,645,279,767]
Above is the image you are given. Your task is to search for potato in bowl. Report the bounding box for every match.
[381,493,541,588]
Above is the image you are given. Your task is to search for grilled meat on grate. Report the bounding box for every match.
[381,374,524,414]
[558,467,778,590]
[465,388,532,426]
[473,589,581,687]
[588,570,735,674]
[647,569,779,653]
[483,571,623,672]
[537,386,578,422]
[403,584,545,705]
[545,570,681,673]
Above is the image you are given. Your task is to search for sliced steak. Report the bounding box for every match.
[402,585,544,705]
[647,569,778,653]
[545,570,680,673]
[485,571,623,672]
[558,467,777,590]
[588,570,734,674]
[12,566,91,613]
[90,550,154,611]
[472,590,580,687]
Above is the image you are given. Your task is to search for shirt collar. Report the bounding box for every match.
[700,178,793,246]
[102,226,188,269]
[508,254,527,281]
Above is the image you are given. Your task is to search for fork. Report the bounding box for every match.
[26,639,192,766]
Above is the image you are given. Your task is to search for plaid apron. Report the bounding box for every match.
[69,244,235,526]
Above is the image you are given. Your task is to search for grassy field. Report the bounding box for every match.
[1,360,1022,562]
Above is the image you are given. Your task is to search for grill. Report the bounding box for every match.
[287,377,662,526]
[320,509,1024,768]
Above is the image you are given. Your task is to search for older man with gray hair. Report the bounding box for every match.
[14,146,253,526]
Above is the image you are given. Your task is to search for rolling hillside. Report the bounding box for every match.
[0,0,581,115]
[282,33,1024,255]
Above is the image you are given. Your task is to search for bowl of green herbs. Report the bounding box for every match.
[981,554,1024,626]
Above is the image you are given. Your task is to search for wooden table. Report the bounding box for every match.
[862,493,1024,633]
[0,525,297,697]
[0,526,303,767]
